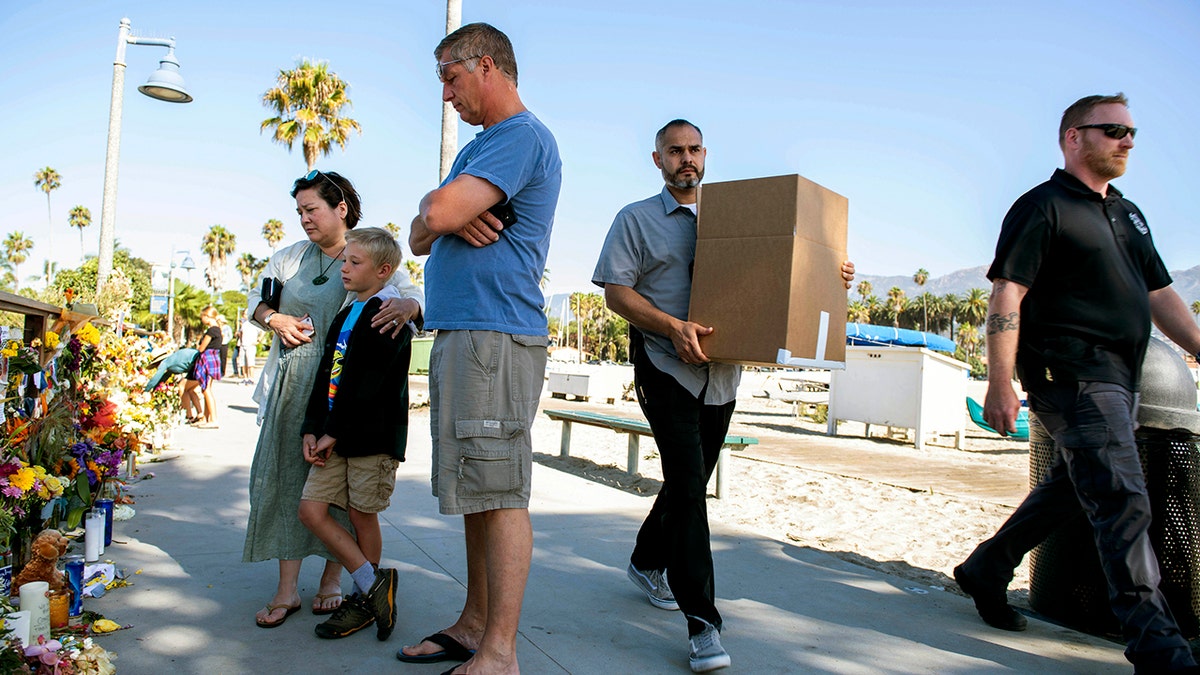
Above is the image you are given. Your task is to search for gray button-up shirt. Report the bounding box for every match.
[593,186,741,405]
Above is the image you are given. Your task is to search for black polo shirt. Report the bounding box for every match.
[988,168,1171,390]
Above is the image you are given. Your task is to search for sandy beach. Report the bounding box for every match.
[512,373,1037,609]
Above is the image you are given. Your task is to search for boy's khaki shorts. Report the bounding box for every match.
[301,453,400,514]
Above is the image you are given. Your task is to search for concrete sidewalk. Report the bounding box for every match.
[95,380,1129,674]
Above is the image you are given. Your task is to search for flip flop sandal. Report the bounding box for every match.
[396,631,476,664]
[312,592,343,615]
[256,603,300,629]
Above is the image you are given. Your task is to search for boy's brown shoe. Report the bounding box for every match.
[314,593,375,639]
[367,567,398,640]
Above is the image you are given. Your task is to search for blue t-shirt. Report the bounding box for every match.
[423,111,562,335]
[327,301,366,409]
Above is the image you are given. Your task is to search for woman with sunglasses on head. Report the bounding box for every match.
[242,170,424,629]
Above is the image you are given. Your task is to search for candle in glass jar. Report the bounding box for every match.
[20,581,49,641]
[85,513,103,562]
[49,589,69,628]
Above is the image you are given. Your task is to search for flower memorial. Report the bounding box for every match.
[1,289,185,670]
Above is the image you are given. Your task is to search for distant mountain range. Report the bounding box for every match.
[855,265,1200,309]
[548,264,1200,319]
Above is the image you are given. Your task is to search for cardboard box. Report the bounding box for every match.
[689,174,848,368]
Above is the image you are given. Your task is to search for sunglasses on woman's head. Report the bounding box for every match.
[301,169,347,205]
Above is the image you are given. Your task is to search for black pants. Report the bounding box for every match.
[961,380,1194,672]
[629,343,735,637]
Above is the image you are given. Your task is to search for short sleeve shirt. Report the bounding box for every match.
[592,187,741,405]
[423,111,562,335]
[988,169,1171,388]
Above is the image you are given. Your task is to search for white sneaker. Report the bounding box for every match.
[627,563,679,611]
[688,620,730,673]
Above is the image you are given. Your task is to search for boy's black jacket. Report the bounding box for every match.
[301,296,412,460]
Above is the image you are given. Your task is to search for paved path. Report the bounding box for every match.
[93,380,1127,673]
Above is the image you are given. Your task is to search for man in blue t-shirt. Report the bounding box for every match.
[393,23,561,675]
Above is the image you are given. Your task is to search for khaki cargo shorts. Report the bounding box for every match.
[302,452,401,514]
[429,330,547,515]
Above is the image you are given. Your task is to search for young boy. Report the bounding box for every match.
[298,227,414,641]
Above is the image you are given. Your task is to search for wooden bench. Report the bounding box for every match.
[543,409,759,499]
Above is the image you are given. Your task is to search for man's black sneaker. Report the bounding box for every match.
[367,567,399,640]
[954,564,1027,631]
[314,593,375,639]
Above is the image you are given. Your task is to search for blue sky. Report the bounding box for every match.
[2,1,1198,297]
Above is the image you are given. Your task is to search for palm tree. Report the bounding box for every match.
[261,218,285,252]
[68,205,92,263]
[848,300,871,324]
[960,288,990,328]
[3,232,34,287]
[383,222,402,240]
[201,225,238,299]
[541,268,551,291]
[912,268,929,331]
[1192,300,1200,323]
[886,287,907,328]
[403,259,424,286]
[34,167,61,256]
[261,59,362,171]
[236,252,266,292]
[856,280,872,304]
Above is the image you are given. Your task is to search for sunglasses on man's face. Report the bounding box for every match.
[301,169,347,205]
[1075,123,1137,140]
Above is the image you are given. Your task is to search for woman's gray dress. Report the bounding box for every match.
[243,244,352,562]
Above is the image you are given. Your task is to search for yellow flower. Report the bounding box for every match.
[0,347,15,358]
[46,331,60,349]
[30,337,42,348]
[78,323,101,346]
[10,467,36,491]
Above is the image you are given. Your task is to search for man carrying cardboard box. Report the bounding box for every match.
[954,93,1200,674]
[593,119,854,673]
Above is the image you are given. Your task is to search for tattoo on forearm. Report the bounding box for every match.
[986,312,1019,335]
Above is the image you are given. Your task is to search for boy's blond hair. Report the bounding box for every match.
[345,227,402,271]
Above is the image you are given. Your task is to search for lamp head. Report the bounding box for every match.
[138,48,192,103]
[179,254,196,270]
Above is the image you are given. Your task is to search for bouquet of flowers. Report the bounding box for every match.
[0,456,65,549]
[14,634,117,675]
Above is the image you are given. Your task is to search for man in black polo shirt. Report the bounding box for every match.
[954,93,1200,673]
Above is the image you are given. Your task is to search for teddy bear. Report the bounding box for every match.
[12,528,69,596]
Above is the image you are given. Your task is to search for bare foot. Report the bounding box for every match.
[400,628,479,659]
[255,591,300,626]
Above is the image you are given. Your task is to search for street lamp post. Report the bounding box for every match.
[97,17,193,292]
[166,249,195,344]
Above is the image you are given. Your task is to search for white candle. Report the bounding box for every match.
[20,581,49,642]
[4,609,30,648]
[85,513,103,562]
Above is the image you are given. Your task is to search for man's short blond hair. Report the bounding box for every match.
[345,227,401,271]
[1059,93,1129,148]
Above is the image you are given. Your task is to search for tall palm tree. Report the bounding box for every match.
[201,225,238,299]
[960,288,990,328]
[886,286,907,328]
[261,218,285,252]
[3,232,34,287]
[236,252,266,292]
[541,268,551,291]
[848,300,871,324]
[856,280,872,304]
[912,268,929,331]
[1192,300,1200,322]
[383,222,402,240]
[34,167,61,283]
[261,59,362,171]
[68,205,92,263]
[441,0,463,182]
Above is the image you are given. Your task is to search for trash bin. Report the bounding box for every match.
[1027,338,1200,637]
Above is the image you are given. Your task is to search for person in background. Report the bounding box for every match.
[182,305,222,429]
